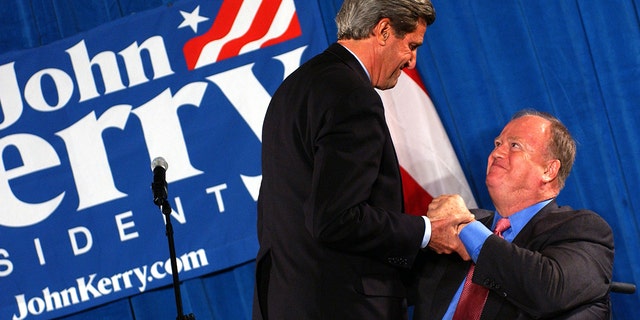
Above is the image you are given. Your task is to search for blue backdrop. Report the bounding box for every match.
[1,0,638,319]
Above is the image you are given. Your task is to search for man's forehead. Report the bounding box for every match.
[507,116,550,131]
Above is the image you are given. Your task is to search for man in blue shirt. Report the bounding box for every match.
[411,110,614,319]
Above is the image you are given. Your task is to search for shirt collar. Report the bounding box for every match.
[493,199,553,241]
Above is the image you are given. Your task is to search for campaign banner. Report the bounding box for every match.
[0,0,328,318]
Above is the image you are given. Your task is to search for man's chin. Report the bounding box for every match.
[377,79,399,90]
[485,176,502,189]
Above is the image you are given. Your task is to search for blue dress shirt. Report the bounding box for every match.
[441,199,552,319]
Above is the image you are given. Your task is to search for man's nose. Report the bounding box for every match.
[491,145,507,158]
[406,52,417,69]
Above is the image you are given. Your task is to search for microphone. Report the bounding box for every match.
[151,157,168,206]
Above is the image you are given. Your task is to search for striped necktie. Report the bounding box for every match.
[452,218,511,320]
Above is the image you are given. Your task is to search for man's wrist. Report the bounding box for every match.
[459,221,491,261]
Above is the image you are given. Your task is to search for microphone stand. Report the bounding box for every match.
[152,178,195,320]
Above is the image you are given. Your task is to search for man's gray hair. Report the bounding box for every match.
[336,0,435,40]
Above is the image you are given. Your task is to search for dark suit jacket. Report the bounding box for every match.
[411,200,614,319]
[253,43,426,319]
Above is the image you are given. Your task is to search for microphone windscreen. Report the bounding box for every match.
[151,157,168,171]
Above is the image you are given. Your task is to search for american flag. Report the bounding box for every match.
[183,0,301,70]
[379,69,477,214]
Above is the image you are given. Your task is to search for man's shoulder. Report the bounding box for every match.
[525,202,613,241]
[287,44,367,87]
[537,202,608,226]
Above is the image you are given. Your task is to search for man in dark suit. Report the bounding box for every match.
[253,0,474,319]
[412,110,615,319]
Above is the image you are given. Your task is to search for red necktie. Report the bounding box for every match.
[452,218,511,320]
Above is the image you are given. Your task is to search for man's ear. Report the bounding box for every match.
[543,159,561,183]
[374,18,392,44]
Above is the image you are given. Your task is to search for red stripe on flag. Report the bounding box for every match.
[403,68,427,92]
[400,166,433,216]
[218,0,282,60]
[261,12,302,48]
[398,69,434,216]
[183,1,243,69]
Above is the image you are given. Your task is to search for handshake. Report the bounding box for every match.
[426,194,475,261]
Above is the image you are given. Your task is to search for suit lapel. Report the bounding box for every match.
[481,200,560,319]
[511,199,558,247]
[324,43,406,210]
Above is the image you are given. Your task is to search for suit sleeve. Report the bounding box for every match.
[303,84,424,266]
[472,210,614,317]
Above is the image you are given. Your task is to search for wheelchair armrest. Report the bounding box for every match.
[610,281,636,294]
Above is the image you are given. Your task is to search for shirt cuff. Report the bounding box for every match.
[459,220,492,262]
[421,216,431,248]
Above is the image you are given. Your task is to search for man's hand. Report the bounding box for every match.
[426,194,474,260]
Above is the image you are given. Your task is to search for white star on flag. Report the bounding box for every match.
[178,5,209,33]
